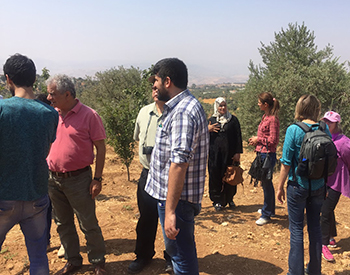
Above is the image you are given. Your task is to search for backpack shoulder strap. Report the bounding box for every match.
[318,120,326,132]
[294,122,311,133]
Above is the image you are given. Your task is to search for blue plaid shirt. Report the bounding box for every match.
[145,89,209,204]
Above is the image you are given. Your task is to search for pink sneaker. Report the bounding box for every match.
[328,238,337,248]
[322,245,334,262]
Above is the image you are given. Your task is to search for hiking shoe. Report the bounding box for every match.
[128,258,151,274]
[328,238,337,248]
[322,245,334,262]
[257,209,275,217]
[256,217,270,226]
[57,244,65,258]
[228,201,236,209]
[165,261,173,273]
[214,203,223,211]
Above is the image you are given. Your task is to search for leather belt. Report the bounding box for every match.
[49,166,90,178]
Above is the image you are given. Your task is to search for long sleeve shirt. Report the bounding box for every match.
[255,114,279,153]
[328,133,350,198]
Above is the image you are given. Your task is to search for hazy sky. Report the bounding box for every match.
[1,0,349,84]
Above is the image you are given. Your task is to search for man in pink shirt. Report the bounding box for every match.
[46,75,107,275]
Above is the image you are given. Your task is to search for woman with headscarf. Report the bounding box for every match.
[208,97,243,211]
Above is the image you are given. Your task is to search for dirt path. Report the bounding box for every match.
[1,146,350,275]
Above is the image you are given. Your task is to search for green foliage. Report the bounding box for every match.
[0,75,11,98]
[0,247,9,254]
[237,22,350,146]
[34,67,50,95]
[80,66,151,180]
[190,84,242,118]
[122,204,134,211]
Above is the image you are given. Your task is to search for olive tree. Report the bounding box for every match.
[238,22,350,146]
[80,66,151,180]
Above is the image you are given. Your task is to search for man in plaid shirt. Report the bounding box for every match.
[145,58,209,275]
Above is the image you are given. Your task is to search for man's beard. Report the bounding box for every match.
[157,86,170,102]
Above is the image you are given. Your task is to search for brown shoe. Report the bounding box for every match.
[94,263,107,275]
[55,262,82,275]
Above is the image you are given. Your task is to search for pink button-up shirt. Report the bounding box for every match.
[47,100,106,172]
[255,114,279,153]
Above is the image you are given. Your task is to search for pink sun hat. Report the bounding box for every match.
[322,111,341,123]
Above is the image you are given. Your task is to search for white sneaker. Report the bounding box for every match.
[257,208,275,217]
[256,217,270,226]
[57,244,65,258]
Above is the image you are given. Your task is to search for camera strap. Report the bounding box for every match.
[142,112,153,148]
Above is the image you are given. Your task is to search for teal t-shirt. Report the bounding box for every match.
[280,122,332,191]
[0,97,58,200]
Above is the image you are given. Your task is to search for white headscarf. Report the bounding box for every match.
[212,97,232,127]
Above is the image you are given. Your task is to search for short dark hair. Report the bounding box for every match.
[36,93,51,105]
[152,58,188,89]
[3,54,36,87]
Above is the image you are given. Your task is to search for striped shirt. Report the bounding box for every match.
[145,89,209,204]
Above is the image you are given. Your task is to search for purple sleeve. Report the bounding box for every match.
[339,136,350,171]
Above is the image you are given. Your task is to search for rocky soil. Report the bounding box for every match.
[1,145,350,275]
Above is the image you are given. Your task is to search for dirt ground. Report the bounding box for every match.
[2,145,350,275]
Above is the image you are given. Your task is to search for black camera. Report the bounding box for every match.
[142,146,153,155]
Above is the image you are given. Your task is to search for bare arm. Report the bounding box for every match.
[165,162,189,240]
[90,139,106,199]
[276,163,290,204]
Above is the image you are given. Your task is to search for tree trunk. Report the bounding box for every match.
[127,165,130,181]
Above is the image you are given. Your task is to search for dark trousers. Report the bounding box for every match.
[47,199,52,245]
[209,166,237,207]
[49,169,106,266]
[320,187,341,245]
[135,168,170,261]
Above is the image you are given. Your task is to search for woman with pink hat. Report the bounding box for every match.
[320,111,350,262]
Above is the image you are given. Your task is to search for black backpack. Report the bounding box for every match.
[294,121,338,196]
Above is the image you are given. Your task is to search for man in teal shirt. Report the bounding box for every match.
[0,54,58,274]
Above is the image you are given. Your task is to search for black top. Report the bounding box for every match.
[208,115,243,167]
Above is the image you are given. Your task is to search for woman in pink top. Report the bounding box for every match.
[320,111,350,262]
[249,92,280,226]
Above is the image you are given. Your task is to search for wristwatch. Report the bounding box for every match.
[93,177,103,182]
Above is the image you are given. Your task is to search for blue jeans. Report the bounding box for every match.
[260,153,276,219]
[0,195,50,275]
[158,200,201,275]
[287,182,324,275]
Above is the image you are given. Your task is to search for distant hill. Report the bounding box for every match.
[189,74,248,85]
